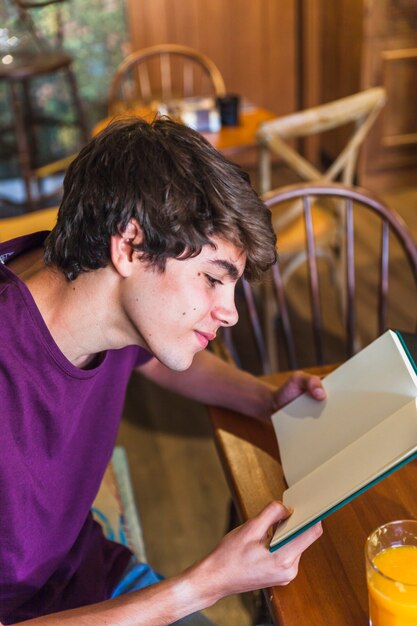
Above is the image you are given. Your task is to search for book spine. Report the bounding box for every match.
[394,330,417,375]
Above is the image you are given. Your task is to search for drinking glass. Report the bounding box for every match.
[365,520,417,625]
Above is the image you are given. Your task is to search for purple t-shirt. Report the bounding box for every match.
[0,233,152,624]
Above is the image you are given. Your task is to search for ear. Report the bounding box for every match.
[110,219,144,278]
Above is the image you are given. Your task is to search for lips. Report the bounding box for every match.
[194,330,216,348]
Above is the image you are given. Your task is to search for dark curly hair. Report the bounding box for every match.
[44,116,276,281]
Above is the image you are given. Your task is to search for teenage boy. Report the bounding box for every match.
[0,117,324,625]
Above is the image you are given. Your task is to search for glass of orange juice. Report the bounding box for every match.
[365,520,417,625]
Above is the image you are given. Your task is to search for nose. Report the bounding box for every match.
[212,289,239,327]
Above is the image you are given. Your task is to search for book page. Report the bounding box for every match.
[272,331,417,487]
[270,398,417,550]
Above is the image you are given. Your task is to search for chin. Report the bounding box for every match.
[157,351,196,372]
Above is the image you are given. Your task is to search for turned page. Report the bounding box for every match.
[269,398,417,550]
[271,330,417,488]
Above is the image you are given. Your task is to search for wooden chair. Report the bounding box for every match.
[221,182,417,374]
[256,88,386,287]
[257,88,386,194]
[0,0,88,211]
[108,43,226,116]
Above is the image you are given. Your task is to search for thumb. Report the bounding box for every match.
[255,501,293,527]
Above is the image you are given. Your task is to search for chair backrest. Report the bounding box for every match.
[108,44,226,115]
[257,88,386,194]
[221,182,417,375]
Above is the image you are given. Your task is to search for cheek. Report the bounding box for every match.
[174,280,206,318]
[155,273,213,322]
[179,304,200,318]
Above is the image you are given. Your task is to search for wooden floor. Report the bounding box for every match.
[117,180,417,625]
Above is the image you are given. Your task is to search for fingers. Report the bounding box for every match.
[216,504,322,592]
[278,521,323,561]
[270,522,323,586]
[257,502,323,557]
[257,500,323,557]
[272,371,326,411]
[285,371,326,400]
[242,501,292,543]
[273,553,302,586]
[256,500,292,526]
[304,374,326,400]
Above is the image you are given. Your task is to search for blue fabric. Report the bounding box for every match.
[110,558,163,596]
[112,557,215,625]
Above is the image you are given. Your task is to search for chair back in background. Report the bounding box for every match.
[221,182,417,374]
[257,87,386,194]
[108,43,226,115]
[254,89,387,314]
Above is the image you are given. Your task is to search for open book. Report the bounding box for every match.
[269,329,417,552]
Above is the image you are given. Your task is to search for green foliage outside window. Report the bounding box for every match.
[0,0,130,178]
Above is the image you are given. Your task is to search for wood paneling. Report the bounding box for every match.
[317,0,364,173]
[125,0,417,189]
[126,0,298,117]
[360,1,417,186]
[317,0,417,189]
[320,0,363,105]
[362,43,417,173]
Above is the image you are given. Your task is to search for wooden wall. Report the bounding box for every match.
[126,0,417,189]
[361,0,417,187]
[126,0,299,118]
[320,0,363,105]
[318,0,364,174]
[318,0,417,189]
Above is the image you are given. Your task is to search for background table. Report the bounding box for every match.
[93,102,275,160]
[208,365,417,625]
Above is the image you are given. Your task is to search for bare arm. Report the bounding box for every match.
[13,503,322,626]
[138,350,325,421]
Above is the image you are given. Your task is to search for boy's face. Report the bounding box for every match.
[122,236,245,371]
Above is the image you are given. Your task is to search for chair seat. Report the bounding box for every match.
[0,51,72,80]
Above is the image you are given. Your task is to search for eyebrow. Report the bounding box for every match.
[209,259,240,281]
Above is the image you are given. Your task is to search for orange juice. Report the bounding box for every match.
[368,545,417,626]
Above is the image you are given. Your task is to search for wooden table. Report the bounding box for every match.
[92,102,275,160]
[208,365,417,625]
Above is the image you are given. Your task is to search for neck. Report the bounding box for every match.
[19,255,144,368]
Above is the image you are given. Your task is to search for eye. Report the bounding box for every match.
[205,274,222,288]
